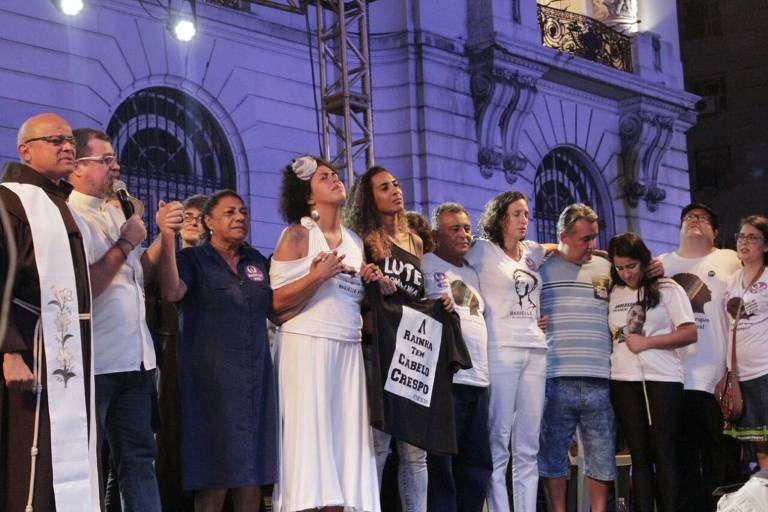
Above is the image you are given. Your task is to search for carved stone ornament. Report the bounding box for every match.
[470,51,539,182]
[591,0,639,33]
[619,108,675,211]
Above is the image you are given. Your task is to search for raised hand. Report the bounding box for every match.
[156,199,184,236]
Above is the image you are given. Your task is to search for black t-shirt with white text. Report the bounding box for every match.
[363,243,471,454]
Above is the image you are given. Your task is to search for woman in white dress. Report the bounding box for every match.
[270,156,383,511]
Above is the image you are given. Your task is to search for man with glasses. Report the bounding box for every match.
[0,113,100,511]
[659,203,742,511]
[67,127,182,512]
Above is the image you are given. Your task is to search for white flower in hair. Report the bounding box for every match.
[291,155,317,181]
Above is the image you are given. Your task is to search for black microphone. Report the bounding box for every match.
[112,180,135,220]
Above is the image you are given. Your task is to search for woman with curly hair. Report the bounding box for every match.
[269,156,382,512]
[345,166,461,512]
[607,232,696,512]
[464,191,550,512]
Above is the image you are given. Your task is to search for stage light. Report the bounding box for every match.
[167,0,197,42]
[170,17,196,42]
[54,0,84,16]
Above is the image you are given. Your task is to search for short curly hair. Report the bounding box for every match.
[476,191,528,248]
[278,156,337,224]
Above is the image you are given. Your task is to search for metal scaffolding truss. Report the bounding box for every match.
[242,0,375,184]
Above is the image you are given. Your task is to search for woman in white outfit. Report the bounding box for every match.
[270,156,382,511]
[466,191,549,512]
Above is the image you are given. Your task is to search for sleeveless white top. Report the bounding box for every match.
[270,217,365,342]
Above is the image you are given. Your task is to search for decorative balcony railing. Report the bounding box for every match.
[537,5,633,73]
[204,0,245,9]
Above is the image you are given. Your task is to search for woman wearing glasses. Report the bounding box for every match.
[607,232,696,512]
[723,215,768,470]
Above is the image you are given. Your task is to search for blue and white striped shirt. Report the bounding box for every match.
[540,253,612,379]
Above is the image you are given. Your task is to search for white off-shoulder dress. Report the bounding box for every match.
[270,217,380,512]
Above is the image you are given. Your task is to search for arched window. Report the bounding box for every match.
[107,87,236,240]
[534,147,612,248]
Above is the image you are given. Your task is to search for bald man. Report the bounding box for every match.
[0,113,99,512]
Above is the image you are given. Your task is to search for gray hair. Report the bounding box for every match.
[431,202,469,229]
[557,203,598,235]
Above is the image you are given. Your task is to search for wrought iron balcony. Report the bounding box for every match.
[204,0,247,9]
[537,5,633,73]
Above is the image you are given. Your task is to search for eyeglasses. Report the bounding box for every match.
[76,155,119,166]
[23,135,76,146]
[734,233,765,244]
[683,214,712,224]
[183,214,203,225]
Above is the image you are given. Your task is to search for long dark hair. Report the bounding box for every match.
[476,191,527,249]
[344,165,407,260]
[608,232,660,309]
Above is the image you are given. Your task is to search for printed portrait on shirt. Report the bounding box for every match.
[612,302,646,342]
[671,272,712,314]
[512,269,538,314]
[450,280,481,316]
[592,276,610,301]
[726,295,760,320]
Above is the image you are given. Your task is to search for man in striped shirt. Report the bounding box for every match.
[537,204,615,512]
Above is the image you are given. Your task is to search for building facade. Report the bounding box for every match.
[677,0,768,244]
[0,0,698,253]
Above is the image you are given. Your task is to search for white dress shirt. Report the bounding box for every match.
[68,190,156,375]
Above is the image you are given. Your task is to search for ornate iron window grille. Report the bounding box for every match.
[107,87,236,241]
[537,5,633,73]
[534,148,611,249]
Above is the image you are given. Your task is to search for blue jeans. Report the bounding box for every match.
[374,429,427,512]
[538,377,616,482]
[96,370,161,512]
[427,384,492,512]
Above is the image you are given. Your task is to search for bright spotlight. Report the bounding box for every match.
[170,17,196,42]
[55,0,84,16]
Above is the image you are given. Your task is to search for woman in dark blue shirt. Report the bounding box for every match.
[158,190,277,512]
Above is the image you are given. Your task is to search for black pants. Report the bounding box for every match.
[426,384,492,512]
[610,380,684,512]
[677,389,742,511]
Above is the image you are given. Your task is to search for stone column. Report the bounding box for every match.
[591,0,639,33]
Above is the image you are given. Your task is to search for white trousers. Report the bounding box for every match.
[486,347,547,512]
